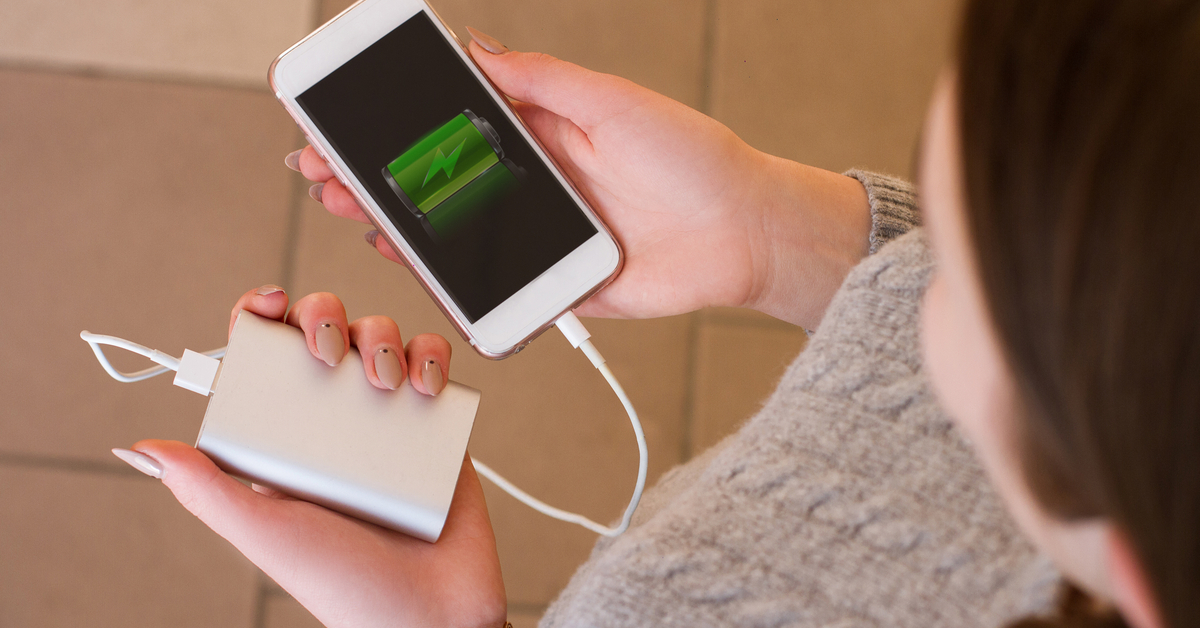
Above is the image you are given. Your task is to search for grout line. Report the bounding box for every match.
[253,577,270,628]
[679,311,702,462]
[310,0,328,30]
[280,0,322,295]
[278,144,310,294]
[0,59,271,94]
[0,451,144,477]
[697,0,721,115]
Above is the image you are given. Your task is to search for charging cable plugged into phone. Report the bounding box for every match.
[81,311,647,541]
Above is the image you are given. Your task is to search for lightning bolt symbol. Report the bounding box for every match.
[423,139,466,188]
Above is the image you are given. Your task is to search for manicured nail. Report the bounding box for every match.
[255,284,285,296]
[112,448,164,479]
[422,359,445,396]
[284,149,302,172]
[309,183,324,203]
[315,322,345,366]
[466,26,509,54]
[374,348,403,390]
[364,230,379,247]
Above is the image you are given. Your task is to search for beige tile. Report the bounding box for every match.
[260,578,545,627]
[0,464,258,627]
[691,321,809,454]
[321,0,709,108]
[698,305,803,330]
[264,593,326,628]
[0,0,316,87]
[507,608,545,628]
[711,0,963,175]
[289,207,690,604]
[0,69,298,461]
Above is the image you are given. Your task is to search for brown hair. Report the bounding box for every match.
[956,1,1200,627]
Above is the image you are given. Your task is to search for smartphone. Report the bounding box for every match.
[269,0,622,359]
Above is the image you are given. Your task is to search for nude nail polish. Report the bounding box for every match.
[112,448,165,479]
[284,149,302,172]
[364,230,379,247]
[466,26,509,54]
[315,323,345,366]
[255,284,285,296]
[374,348,403,390]
[309,183,324,203]
[422,359,445,396]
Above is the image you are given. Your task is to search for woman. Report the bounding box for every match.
[111,1,1198,626]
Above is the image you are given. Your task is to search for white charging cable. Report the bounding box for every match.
[80,311,647,538]
[473,312,648,537]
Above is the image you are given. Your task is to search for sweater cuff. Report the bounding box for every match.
[844,170,921,254]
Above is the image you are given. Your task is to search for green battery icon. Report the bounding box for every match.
[383,110,521,239]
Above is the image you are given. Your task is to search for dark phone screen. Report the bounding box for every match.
[296,12,596,323]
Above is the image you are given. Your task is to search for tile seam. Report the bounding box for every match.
[0,59,272,93]
[274,0,325,294]
[0,451,144,477]
[278,151,310,294]
[253,577,270,628]
[680,311,701,461]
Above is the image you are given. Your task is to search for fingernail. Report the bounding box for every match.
[374,348,403,390]
[315,322,345,366]
[466,26,509,54]
[422,359,445,396]
[112,448,164,479]
[309,183,324,203]
[364,230,379,247]
[255,284,285,296]
[284,149,302,172]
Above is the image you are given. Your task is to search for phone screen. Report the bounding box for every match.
[295,11,598,323]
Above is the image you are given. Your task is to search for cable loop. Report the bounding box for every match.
[79,331,224,383]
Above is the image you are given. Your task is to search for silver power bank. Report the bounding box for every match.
[195,311,480,542]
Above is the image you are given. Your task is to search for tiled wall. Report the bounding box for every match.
[0,0,959,626]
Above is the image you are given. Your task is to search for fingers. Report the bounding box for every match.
[130,440,289,549]
[364,229,407,266]
[468,42,646,132]
[288,145,372,224]
[296,145,335,182]
[229,285,289,338]
[406,333,451,396]
[249,288,450,395]
[313,178,372,224]
[510,101,594,175]
[349,315,407,390]
[285,292,350,366]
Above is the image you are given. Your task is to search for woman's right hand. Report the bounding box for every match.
[293,31,871,329]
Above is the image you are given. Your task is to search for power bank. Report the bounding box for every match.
[195,311,480,542]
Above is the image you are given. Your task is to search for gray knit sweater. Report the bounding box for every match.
[539,171,1061,627]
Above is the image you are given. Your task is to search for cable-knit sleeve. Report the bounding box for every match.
[844,170,921,254]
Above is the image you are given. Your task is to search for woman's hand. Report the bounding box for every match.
[120,286,506,628]
[291,34,871,329]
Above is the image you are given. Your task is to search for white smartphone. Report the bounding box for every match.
[269,0,622,359]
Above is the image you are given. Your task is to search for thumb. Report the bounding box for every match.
[129,439,280,548]
[466,33,645,132]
